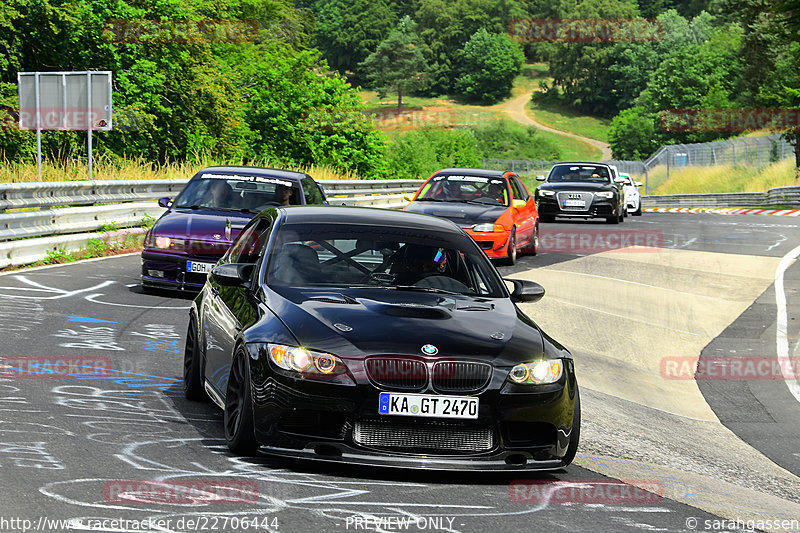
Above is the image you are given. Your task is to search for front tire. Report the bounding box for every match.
[633,202,642,216]
[224,348,258,455]
[183,315,206,401]
[562,387,581,466]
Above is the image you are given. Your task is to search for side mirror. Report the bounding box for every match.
[512,199,527,209]
[614,178,626,184]
[158,197,173,208]
[634,181,643,187]
[210,263,253,287]
[505,278,545,303]
[535,175,546,181]
[403,193,414,202]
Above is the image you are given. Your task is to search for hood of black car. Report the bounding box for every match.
[538,182,615,193]
[404,201,506,226]
[262,287,545,367]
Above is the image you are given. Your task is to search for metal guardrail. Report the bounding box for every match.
[641,185,800,209]
[0,202,164,241]
[3,175,796,269]
[0,179,189,212]
[0,178,424,268]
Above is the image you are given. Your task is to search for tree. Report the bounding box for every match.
[414,0,526,93]
[608,106,660,158]
[454,29,524,103]
[312,0,396,77]
[0,0,388,177]
[359,16,430,113]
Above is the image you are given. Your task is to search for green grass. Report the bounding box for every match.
[527,100,611,143]
[511,63,551,96]
[651,159,799,195]
[533,129,602,160]
[0,155,361,182]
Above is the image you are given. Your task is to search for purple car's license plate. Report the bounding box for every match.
[186,261,215,274]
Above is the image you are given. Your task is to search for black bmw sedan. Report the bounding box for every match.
[535,162,626,223]
[184,206,580,471]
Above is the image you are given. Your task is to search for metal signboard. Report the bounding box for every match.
[17,71,113,179]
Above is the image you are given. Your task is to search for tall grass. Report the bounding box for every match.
[652,159,798,195]
[0,154,361,182]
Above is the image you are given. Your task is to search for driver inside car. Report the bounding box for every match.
[393,244,447,285]
[391,244,472,294]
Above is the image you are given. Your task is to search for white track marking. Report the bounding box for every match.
[545,296,706,338]
[0,276,114,299]
[84,293,190,310]
[775,244,800,403]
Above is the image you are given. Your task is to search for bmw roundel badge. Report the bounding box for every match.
[421,344,438,356]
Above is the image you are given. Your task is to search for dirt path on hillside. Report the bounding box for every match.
[495,92,613,160]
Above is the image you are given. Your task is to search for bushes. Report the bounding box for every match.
[386,120,562,179]
[386,129,481,179]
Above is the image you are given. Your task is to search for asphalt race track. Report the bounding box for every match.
[1,212,799,533]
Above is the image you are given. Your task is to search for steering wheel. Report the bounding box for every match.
[410,273,471,292]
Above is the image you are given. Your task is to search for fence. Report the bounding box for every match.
[0,178,424,268]
[641,185,800,209]
[482,134,796,194]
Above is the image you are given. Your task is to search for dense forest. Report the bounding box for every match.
[0,0,798,177]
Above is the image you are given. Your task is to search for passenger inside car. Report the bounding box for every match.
[201,180,234,207]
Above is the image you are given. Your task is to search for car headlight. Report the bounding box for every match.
[594,191,614,199]
[537,190,555,197]
[473,223,504,233]
[268,343,346,377]
[153,236,185,250]
[508,359,563,384]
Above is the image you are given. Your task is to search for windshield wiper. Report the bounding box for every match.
[464,199,503,206]
[390,285,461,295]
[414,197,445,202]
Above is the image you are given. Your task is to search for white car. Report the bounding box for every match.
[620,174,643,216]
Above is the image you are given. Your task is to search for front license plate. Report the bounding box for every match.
[378,392,478,419]
[564,199,585,207]
[186,261,216,274]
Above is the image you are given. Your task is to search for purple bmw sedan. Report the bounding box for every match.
[141,166,327,291]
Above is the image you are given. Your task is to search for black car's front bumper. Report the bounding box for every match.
[537,197,617,219]
[247,356,578,471]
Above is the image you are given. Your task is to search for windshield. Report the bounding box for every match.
[174,173,300,211]
[547,165,611,184]
[266,223,505,297]
[416,175,509,206]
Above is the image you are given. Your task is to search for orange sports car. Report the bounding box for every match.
[404,168,539,265]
